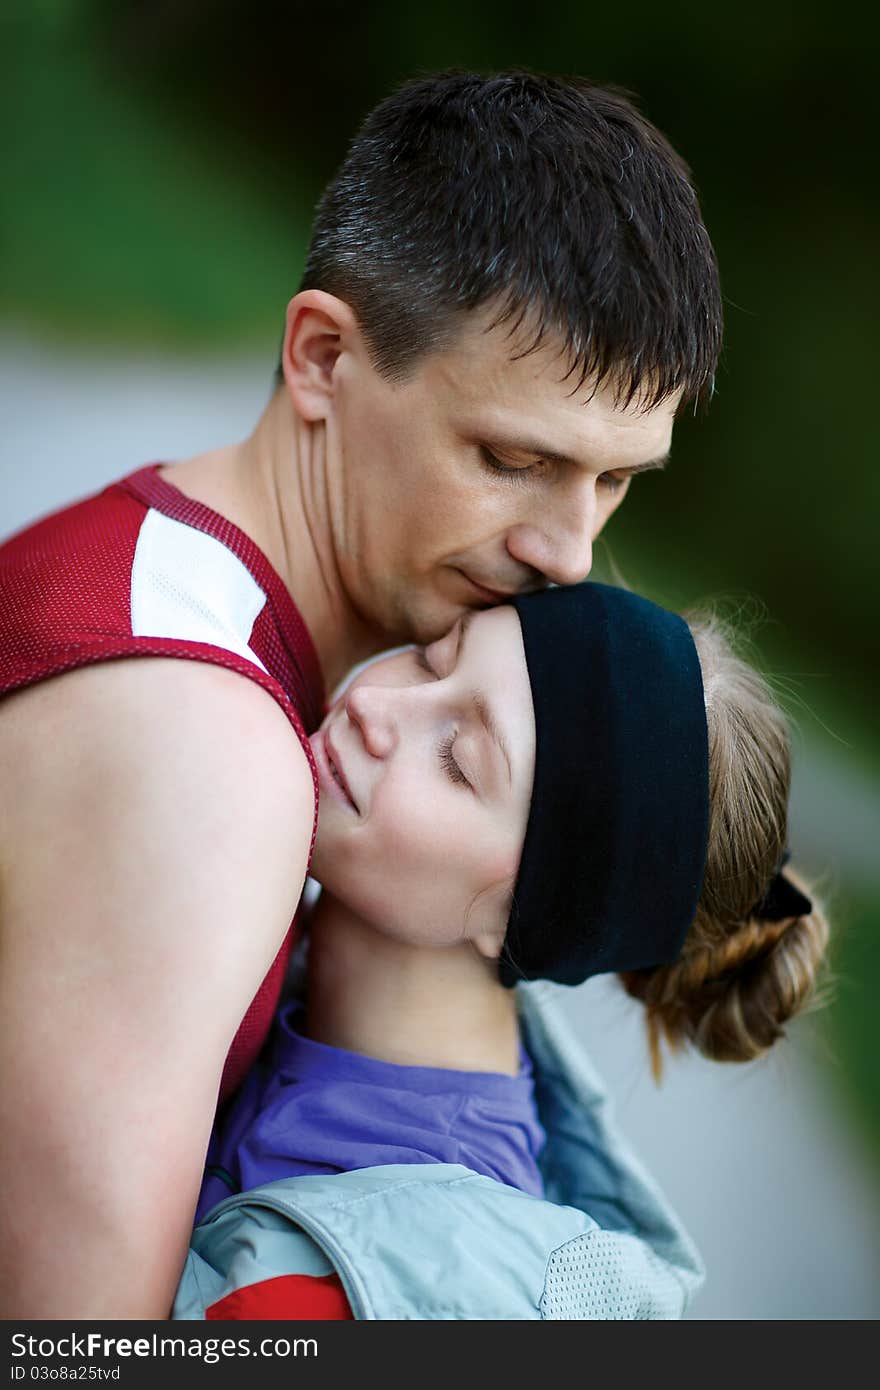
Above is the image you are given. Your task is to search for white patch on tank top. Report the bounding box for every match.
[130,508,269,673]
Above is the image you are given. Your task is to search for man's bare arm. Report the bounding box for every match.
[0,658,315,1318]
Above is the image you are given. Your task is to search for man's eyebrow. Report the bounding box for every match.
[482,431,670,475]
[455,612,513,786]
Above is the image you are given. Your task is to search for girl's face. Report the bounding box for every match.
[309,605,535,956]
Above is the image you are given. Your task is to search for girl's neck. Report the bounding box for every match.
[303,892,521,1075]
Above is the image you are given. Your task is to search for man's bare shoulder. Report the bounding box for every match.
[0,659,317,1317]
[0,657,316,914]
[0,655,313,790]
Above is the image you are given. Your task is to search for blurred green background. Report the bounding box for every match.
[2,0,878,1182]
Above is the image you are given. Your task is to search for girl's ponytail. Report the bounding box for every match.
[619,612,832,1082]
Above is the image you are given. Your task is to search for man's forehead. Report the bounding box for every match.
[420,313,679,461]
[418,325,676,468]
[425,310,567,395]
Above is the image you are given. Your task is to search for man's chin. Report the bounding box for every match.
[405,605,466,646]
[384,567,510,645]
[393,587,470,645]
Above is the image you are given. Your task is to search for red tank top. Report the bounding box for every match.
[0,464,325,1102]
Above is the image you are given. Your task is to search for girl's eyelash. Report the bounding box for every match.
[438,732,470,788]
[413,649,468,788]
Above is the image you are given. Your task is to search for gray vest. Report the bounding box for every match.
[175,983,704,1320]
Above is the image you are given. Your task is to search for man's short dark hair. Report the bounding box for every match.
[289,70,722,409]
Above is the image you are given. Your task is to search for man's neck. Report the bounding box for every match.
[162,386,384,691]
[302,892,521,1076]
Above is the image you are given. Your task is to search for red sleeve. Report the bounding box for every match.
[206,1272,354,1320]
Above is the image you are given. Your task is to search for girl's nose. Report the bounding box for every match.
[343,682,399,759]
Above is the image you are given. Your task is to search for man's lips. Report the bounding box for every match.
[458,570,519,603]
[316,728,359,813]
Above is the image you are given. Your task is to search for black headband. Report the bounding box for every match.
[499,583,710,987]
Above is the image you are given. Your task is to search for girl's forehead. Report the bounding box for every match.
[461,608,536,791]
[329,608,535,788]
[328,645,414,704]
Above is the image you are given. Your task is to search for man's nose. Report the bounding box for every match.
[506,487,596,588]
[343,682,400,759]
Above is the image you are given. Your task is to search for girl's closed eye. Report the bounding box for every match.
[411,647,468,785]
[438,733,470,788]
[412,648,469,786]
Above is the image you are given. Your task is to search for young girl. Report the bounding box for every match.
[176,583,830,1321]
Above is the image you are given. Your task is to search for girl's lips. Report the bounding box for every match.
[314,728,359,814]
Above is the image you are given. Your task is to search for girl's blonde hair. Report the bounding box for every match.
[619,610,832,1082]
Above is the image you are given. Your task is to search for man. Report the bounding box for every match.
[0,72,721,1316]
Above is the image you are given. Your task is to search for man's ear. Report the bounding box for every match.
[280,290,358,422]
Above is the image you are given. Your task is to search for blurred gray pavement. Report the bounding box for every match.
[2,329,879,1319]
